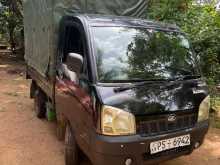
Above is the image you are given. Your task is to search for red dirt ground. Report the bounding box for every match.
[0,55,220,165]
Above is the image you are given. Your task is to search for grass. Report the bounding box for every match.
[212,97,220,111]
[215,120,220,128]
[211,115,220,129]
[211,96,220,129]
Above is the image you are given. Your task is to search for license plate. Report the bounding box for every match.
[150,134,190,154]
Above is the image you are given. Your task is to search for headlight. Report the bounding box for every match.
[198,96,210,122]
[101,106,136,136]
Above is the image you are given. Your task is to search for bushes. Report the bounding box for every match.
[147,0,220,84]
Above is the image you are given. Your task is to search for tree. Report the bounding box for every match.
[126,30,196,80]
[147,0,220,83]
[0,0,23,55]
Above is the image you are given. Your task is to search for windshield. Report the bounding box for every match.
[92,26,199,82]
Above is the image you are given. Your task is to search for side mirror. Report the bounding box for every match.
[66,53,83,75]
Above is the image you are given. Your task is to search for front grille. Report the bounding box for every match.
[136,112,197,136]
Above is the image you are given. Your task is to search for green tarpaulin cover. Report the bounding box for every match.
[23,0,148,77]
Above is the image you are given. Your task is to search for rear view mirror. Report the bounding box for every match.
[66,53,83,75]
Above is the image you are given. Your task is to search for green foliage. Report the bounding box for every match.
[182,4,220,83]
[0,0,23,53]
[127,31,196,80]
[147,0,191,22]
[147,0,220,83]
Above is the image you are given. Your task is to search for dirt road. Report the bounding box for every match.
[0,56,220,165]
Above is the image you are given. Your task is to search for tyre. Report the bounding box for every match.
[30,81,37,99]
[65,123,79,165]
[34,88,46,118]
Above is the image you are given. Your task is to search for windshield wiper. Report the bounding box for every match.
[113,75,201,93]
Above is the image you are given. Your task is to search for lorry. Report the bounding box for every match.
[23,0,210,165]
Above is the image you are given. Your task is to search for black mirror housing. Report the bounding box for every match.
[66,53,83,75]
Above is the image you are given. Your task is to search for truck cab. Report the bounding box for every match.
[53,14,210,165]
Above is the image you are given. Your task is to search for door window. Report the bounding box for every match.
[59,23,90,91]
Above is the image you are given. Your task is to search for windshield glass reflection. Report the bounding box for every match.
[92,27,199,82]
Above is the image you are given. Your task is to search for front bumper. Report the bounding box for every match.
[90,121,209,165]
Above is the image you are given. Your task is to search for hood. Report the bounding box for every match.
[95,79,209,115]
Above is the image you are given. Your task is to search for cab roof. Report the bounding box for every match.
[76,14,181,32]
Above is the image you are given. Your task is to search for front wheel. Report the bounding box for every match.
[65,123,80,165]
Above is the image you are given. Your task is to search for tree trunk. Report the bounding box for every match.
[8,26,16,54]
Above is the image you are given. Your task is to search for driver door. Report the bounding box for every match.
[55,20,94,153]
